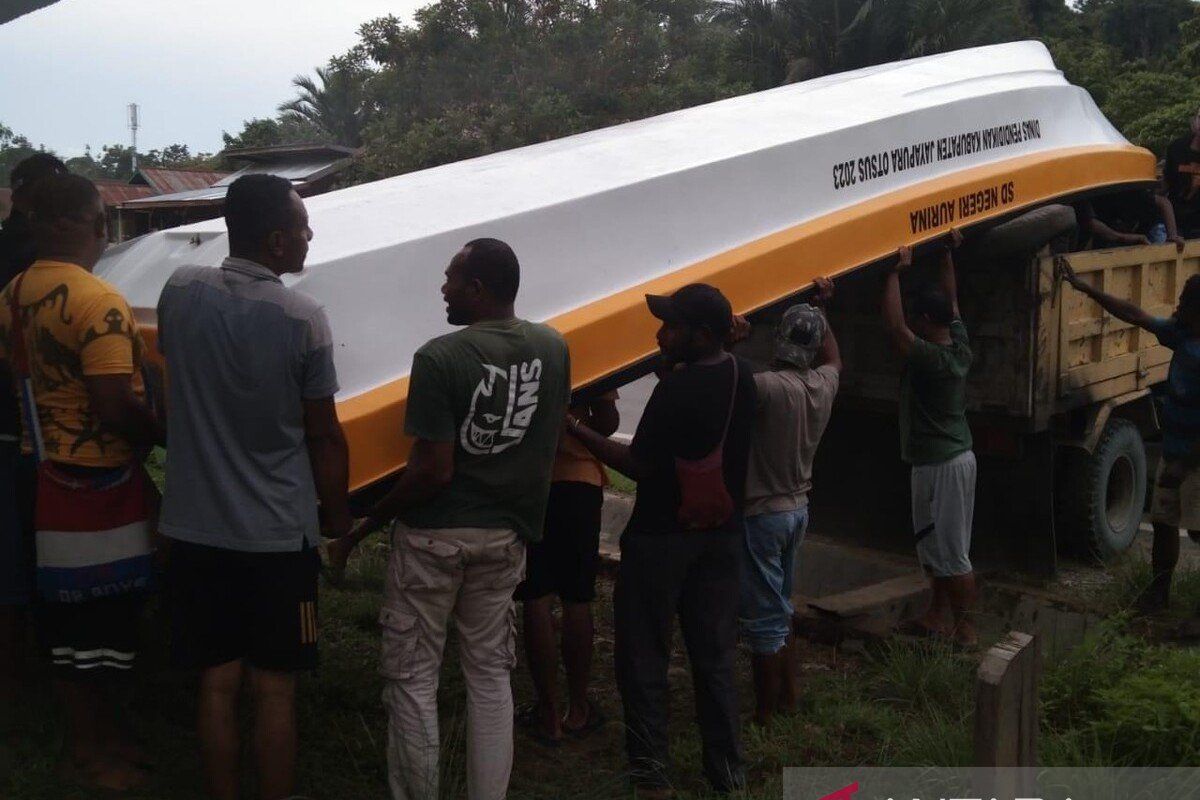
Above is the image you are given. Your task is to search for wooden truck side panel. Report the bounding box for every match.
[1047,242,1200,415]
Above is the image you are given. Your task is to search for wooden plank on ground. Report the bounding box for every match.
[806,572,928,619]
[974,630,1040,768]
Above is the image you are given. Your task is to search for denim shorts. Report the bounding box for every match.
[737,506,808,655]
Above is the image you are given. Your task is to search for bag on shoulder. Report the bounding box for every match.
[674,356,739,531]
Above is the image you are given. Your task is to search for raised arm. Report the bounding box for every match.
[1155,194,1187,252]
[938,228,963,318]
[1060,260,1157,330]
[810,276,842,373]
[882,246,917,357]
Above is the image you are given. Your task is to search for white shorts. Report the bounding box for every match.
[911,450,977,577]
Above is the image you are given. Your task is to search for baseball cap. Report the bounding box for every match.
[775,303,825,368]
[645,283,733,338]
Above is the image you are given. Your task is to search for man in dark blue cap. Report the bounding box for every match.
[568,283,756,797]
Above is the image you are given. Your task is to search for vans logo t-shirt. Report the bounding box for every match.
[461,359,543,455]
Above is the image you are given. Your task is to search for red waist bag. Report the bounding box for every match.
[675,356,739,531]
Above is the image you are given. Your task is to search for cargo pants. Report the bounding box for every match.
[380,523,526,800]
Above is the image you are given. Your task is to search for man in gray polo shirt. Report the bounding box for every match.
[157,174,351,800]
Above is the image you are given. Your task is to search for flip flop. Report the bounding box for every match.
[563,700,607,739]
[515,703,563,747]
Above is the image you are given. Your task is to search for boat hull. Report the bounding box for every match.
[95,42,1155,489]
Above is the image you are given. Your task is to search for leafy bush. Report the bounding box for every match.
[1042,620,1200,765]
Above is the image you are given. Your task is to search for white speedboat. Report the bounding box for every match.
[96,40,1154,490]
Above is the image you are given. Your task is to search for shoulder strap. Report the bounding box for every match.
[6,271,29,377]
[7,271,45,461]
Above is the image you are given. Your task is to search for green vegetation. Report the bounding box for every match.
[606,466,637,495]
[6,0,1200,187]
[9,545,1200,798]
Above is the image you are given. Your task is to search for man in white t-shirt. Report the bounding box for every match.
[737,279,841,727]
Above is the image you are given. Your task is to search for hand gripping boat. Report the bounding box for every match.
[96,40,1154,492]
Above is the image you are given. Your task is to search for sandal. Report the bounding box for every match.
[515,703,562,747]
[563,700,607,739]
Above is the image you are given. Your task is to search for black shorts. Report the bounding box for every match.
[40,594,144,678]
[516,482,603,603]
[168,540,319,672]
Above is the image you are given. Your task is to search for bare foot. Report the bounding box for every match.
[952,619,979,650]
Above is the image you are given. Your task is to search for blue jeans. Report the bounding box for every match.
[738,507,808,655]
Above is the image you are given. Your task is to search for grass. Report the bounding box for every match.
[0,535,982,799]
[1089,552,1200,624]
[605,467,636,495]
[7,515,1200,796]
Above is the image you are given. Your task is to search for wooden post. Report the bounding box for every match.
[973,631,1040,797]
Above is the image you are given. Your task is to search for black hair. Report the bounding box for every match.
[912,284,955,327]
[224,174,298,252]
[461,237,520,303]
[10,152,67,194]
[28,173,101,235]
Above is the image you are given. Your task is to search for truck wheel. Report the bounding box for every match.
[1057,418,1147,561]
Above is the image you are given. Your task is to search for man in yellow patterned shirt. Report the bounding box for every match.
[0,174,161,791]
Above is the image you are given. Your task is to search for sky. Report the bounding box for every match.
[0,0,424,158]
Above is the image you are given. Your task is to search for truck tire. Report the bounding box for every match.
[1056,418,1147,561]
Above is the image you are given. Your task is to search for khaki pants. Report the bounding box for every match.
[381,524,525,800]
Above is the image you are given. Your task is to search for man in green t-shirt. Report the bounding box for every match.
[882,230,977,648]
[333,238,570,800]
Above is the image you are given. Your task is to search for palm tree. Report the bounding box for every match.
[278,67,369,147]
[712,0,793,87]
[902,0,1005,58]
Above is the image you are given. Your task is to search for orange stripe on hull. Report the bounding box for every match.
[140,144,1156,491]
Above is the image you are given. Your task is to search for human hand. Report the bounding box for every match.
[1056,257,1083,290]
[1121,233,1151,246]
[323,525,363,581]
[946,228,964,250]
[895,245,914,272]
[812,276,835,305]
[563,412,583,436]
[728,314,751,345]
[1172,235,1186,253]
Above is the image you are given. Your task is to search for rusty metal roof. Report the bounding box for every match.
[132,168,230,195]
[94,181,156,207]
[122,157,353,209]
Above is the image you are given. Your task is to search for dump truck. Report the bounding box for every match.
[765,212,1198,577]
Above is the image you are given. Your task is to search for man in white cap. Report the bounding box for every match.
[734,278,840,727]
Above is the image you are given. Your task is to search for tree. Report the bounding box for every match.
[0,122,44,187]
[278,66,370,147]
[1077,0,1196,64]
[222,116,325,151]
